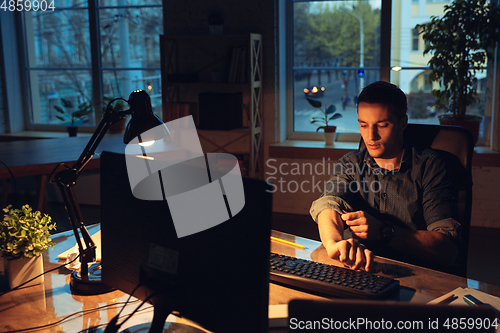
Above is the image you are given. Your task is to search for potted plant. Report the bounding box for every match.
[417,0,500,144]
[307,97,342,145]
[0,205,56,289]
[54,98,92,137]
[103,96,128,134]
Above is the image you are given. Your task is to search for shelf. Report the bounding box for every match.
[160,33,263,177]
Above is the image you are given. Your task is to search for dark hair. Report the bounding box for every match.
[357,81,407,120]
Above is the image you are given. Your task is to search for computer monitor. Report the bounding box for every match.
[100,151,272,332]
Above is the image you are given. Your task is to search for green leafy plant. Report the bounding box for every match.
[54,98,92,126]
[103,96,126,113]
[0,205,56,260]
[103,96,129,133]
[307,97,342,131]
[417,0,500,120]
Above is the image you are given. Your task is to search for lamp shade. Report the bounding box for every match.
[123,90,168,144]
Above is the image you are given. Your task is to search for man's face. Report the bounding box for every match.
[357,102,407,160]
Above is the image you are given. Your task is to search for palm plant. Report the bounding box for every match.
[307,97,342,132]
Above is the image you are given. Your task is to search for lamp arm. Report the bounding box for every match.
[54,98,132,280]
[73,99,132,174]
[57,181,95,278]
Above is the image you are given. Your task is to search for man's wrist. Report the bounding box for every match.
[323,238,340,248]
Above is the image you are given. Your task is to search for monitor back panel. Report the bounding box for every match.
[100,151,272,333]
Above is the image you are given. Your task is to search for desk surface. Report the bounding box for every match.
[1,226,499,332]
[0,134,127,179]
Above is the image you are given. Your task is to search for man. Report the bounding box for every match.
[310,81,460,272]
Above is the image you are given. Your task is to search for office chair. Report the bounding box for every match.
[359,123,474,277]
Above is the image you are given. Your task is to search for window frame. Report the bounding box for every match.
[285,0,391,142]
[18,0,163,133]
[283,0,498,150]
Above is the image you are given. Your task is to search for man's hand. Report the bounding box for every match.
[342,210,385,241]
[323,238,373,271]
[317,209,374,271]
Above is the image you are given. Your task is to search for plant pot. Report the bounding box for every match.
[322,125,337,146]
[67,126,78,137]
[5,255,44,289]
[438,114,482,145]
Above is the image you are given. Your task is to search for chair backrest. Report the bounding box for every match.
[359,123,474,277]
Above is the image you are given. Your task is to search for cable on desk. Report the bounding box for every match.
[81,303,154,333]
[113,292,159,331]
[103,282,154,333]
[103,287,141,332]
[2,298,143,333]
[116,282,144,318]
[103,276,187,332]
[0,253,81,297]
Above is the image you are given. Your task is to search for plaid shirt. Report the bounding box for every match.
[309,142,461,242]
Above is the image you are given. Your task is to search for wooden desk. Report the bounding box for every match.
[0,134,128,179]
[268,231,500,305]
[0,135,127,213]
[1,227,499,332]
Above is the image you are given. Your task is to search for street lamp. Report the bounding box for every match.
[340,6,364,90]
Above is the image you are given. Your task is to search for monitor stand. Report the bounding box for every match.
[88,321,207,333]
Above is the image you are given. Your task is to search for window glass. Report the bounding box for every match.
[28,70,93,125]
[411,29,419,51]
[391,0,491,145]
[23,0,162,128]
[99,0,162,6]
[391,1,440,126]
[102,69,162,117]
[25,9,93,126]
[27,10,91,68]
[289,0,494,146]
[292,1,381,134]
[289,0,493,144]
[99,6,163,116]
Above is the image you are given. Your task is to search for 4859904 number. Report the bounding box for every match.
[1,0,55,11]
[443,317,499,330]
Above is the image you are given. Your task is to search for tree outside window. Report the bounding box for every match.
[292,1,381,134]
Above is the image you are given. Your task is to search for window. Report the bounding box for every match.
[23,0,163,131]
[287,0,496,147]
[390,0,493,146]
[411,28,419,51]
[289,0,382,139]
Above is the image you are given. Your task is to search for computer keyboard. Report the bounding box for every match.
[269,252,399,299]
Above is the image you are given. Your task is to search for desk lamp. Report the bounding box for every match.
[54,89,168,295]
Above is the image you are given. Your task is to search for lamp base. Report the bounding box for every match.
[124,322,205,333]
[70,262,115,295]
[81,322,206,333]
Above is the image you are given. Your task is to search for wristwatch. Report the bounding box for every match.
[380,224,395,244]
